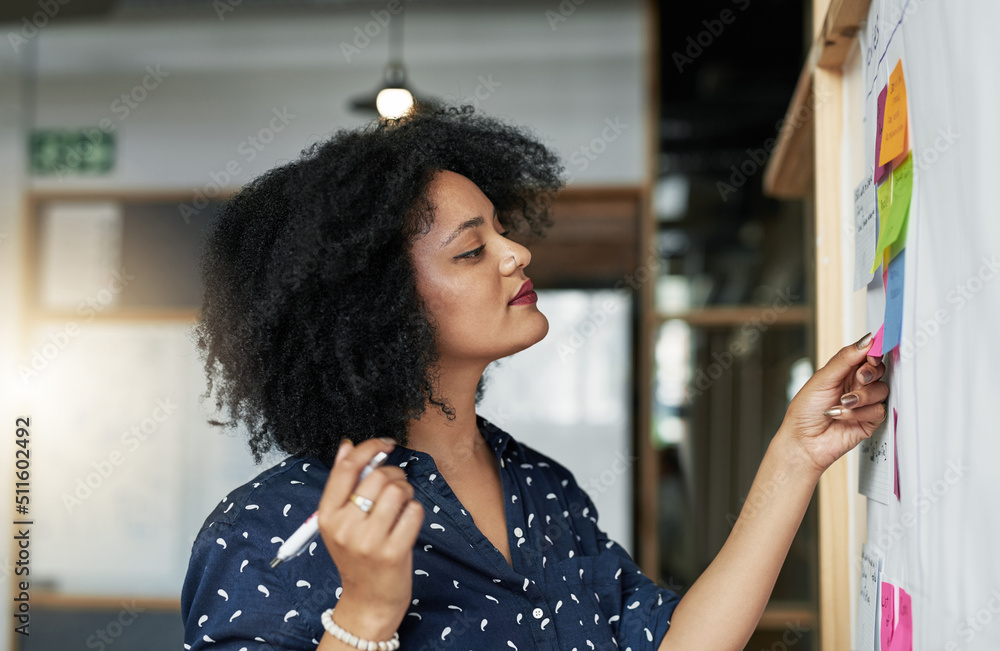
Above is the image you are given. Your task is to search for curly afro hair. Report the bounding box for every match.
[195,102,565,468]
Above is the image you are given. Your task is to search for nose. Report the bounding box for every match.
[501,238,531,274]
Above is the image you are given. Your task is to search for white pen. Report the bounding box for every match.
[270,450,389,568]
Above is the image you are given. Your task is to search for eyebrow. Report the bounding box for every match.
[439,208,498,249]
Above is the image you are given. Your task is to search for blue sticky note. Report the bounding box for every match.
[882,249,906,352]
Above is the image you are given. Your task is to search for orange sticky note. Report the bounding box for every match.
[879,60,908,165]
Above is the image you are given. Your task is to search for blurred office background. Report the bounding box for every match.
[0,1,815,649]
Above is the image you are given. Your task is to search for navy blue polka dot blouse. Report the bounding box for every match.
[182,415,680,650]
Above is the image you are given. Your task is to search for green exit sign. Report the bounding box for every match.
[29,129,115,177]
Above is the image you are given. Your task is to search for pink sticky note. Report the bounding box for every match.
[881,582,897,650]
[869,325,885,358]
[874,86,892,185]
[893,588,914,651]
[893,408,900,499]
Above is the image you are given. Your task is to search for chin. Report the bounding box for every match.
[495,312,549,360]
[520,311,550,350]
[533,312,550,342]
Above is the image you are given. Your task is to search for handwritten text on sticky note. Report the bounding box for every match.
[872,153,913,272]
[856,545,882,651]
[854,174,877,290]
[881,582,913,651]
[879,60,909,165]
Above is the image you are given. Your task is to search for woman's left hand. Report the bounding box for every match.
[780,332,889,474]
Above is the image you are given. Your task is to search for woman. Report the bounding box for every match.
[182,103,887,650]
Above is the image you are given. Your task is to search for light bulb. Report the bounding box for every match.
[376,88,414,119]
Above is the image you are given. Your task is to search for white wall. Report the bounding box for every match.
[28,2,646,191]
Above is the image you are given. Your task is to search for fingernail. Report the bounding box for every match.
[855,332,873,350]
[861,369,874,384]
[378,436,396,446]
[335,439,352,463]
[824,407,843,418]
[840,393,859,408]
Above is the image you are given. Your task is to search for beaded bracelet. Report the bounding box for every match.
[320,608,401,651]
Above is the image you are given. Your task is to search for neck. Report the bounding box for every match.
[405,359,489,475]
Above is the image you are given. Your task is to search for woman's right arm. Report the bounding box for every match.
[316,438,424,650]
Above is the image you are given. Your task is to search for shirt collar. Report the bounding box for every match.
[476,413,516,459]
[383,413,516,471]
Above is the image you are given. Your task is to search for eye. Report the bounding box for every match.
[455,229,511,260]
[457,244,487,259]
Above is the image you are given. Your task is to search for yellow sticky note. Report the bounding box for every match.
[871,182,893,273]
[878,60,908,165]
[871,154,914,272]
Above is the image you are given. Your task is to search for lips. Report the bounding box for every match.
[509,279,534,304]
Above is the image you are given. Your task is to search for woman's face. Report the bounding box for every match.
[409,170,549,368]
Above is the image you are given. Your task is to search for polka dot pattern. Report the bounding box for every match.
[181,415,679,649]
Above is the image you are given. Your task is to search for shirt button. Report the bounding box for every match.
[532,608,544,619]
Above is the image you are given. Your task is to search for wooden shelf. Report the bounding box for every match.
[763,0,873,199]
[654,305,812,327]
[816,0,873,69]
[762,50,817,199]
[29,309,200,323]
[30,592,180,611]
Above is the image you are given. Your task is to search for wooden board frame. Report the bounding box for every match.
[763,1,874,648]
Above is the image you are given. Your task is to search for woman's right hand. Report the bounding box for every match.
[317,437,424,642]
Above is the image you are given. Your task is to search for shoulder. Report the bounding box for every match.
[191,455,330,549]
[182,455,336,627]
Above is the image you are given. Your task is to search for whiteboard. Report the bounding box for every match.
[843,2,1000,649]
[24,322,275,597]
